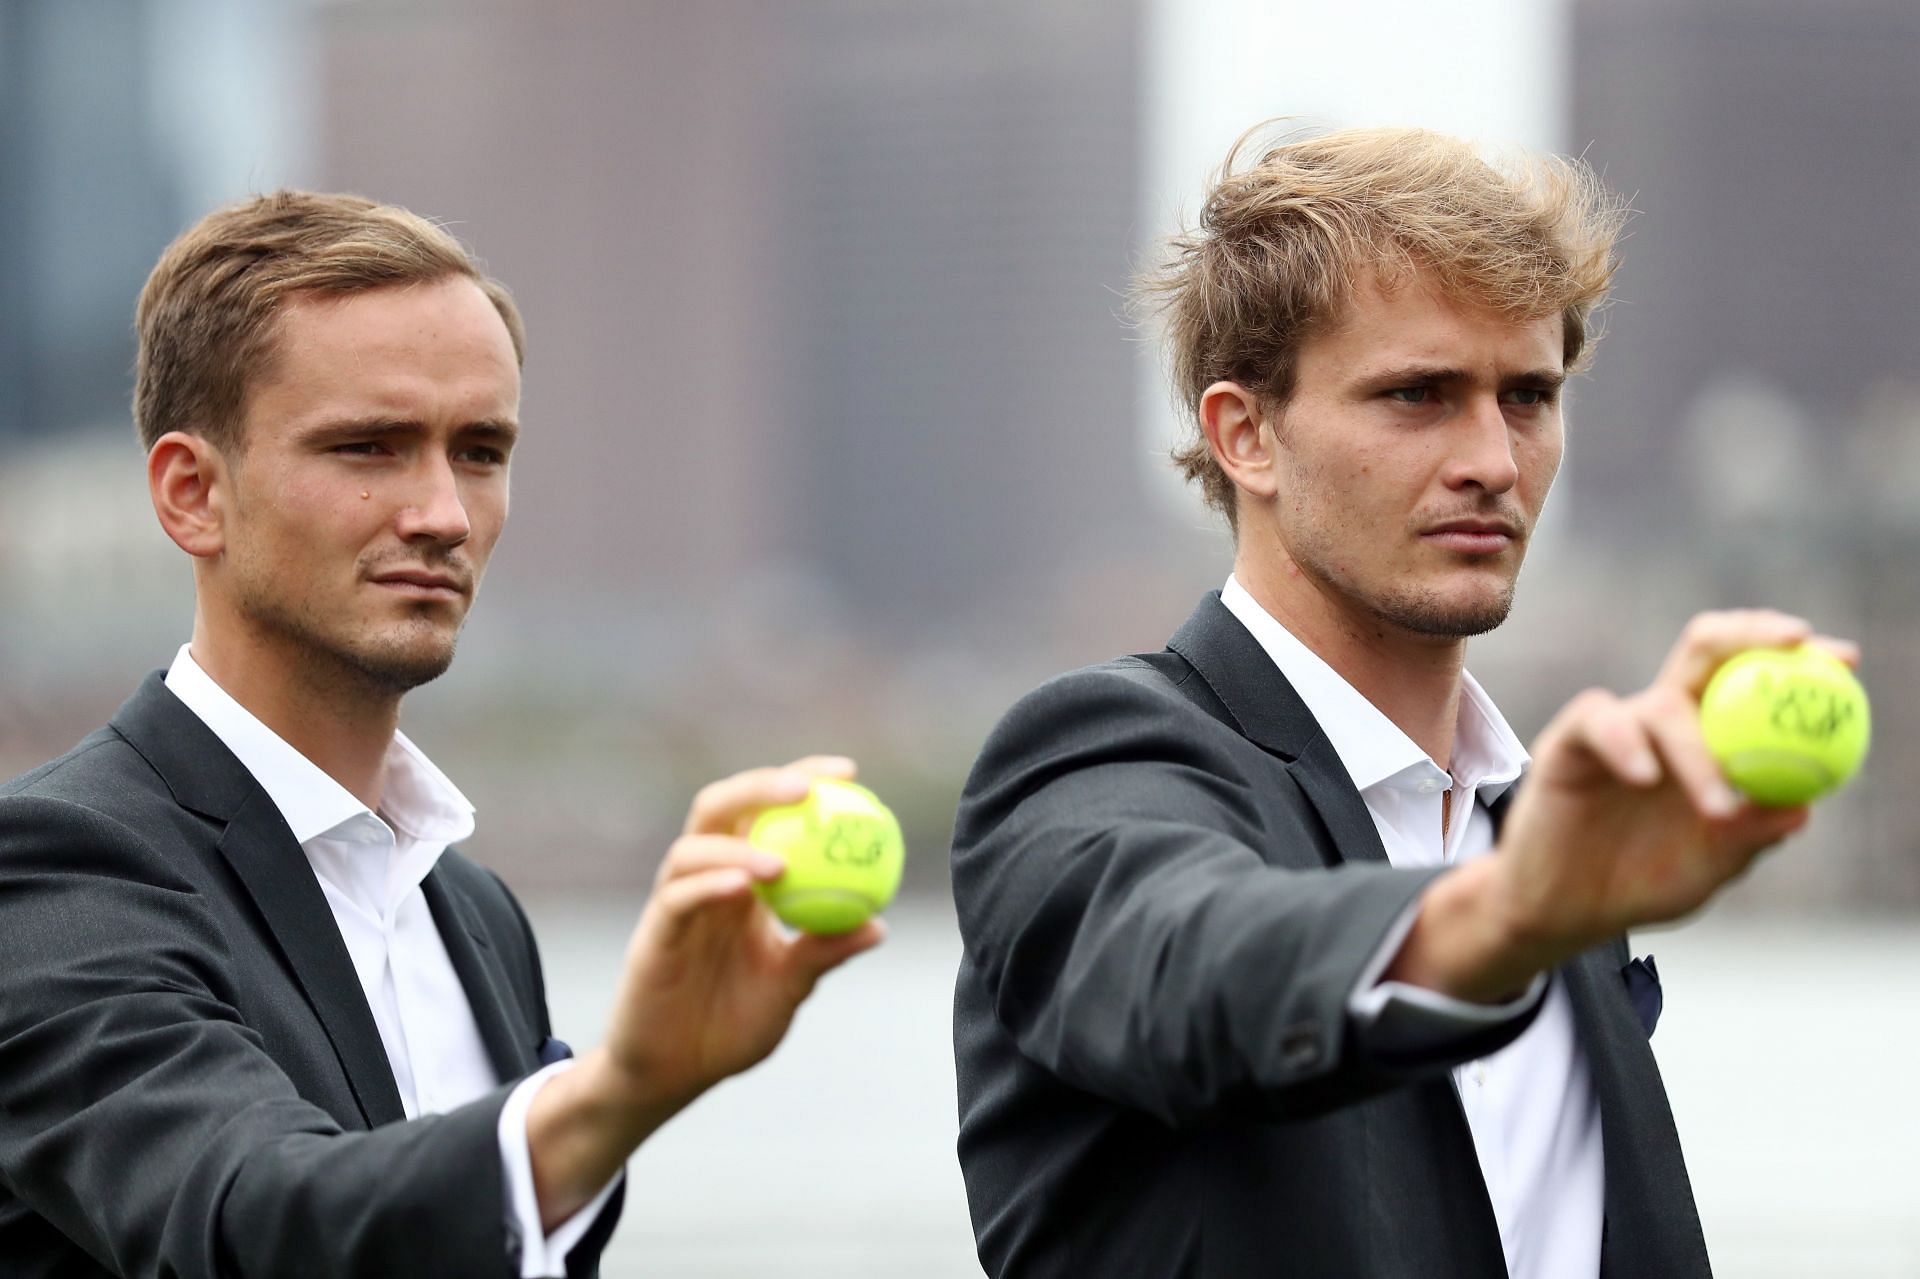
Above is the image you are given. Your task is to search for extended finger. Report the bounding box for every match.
[646,866,759,947]
[681,757,862,836]
[1634,687,1742,820]
[1804,633,1863,668]
[780,754,858,781]
[655,834,786,886]
[1656,609,1812,697]
[682,767,815,836]
[1553,689,1662,788]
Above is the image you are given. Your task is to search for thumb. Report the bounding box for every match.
[785,917,887,990]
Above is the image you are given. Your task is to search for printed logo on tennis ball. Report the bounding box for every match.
[748,779,905,933]
[1698,646,1870,806]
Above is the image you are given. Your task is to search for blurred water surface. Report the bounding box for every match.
[525,896,1920,1278]
[526,896,982,1278]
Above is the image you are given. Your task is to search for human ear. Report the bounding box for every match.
[147,431,228,558]
[1197,380,1280,503]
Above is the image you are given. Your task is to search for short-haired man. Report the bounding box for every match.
[950,127,1854,1278]
[0,191,881,1277]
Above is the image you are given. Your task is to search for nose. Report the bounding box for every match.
[393,456,471,547]
[1440,395,1520,495]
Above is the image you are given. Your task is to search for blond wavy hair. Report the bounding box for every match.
[135,190,524,455]
[1136,124,1628,531]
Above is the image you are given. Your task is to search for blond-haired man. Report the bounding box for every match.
[951,126,1850,1278]
[0,191,881,1277]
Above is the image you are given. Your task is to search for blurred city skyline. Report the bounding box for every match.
[2,0,1912,909]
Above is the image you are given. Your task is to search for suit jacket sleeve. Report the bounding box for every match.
[952,663,1528,1129]
[0,792,524,1279]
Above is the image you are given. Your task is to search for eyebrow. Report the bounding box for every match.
[1357,363,1567,392]
[297,415,521,447]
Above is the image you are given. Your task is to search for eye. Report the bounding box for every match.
[1501,387,1556,407]
[457,446,508,466]
[1386,386,1434,405]
[333,441,388,456]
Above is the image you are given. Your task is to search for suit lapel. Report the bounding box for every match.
[1166,592,1390,867]
[423,869,539,1081]
[112,674,407,1128]
[1493,791,1711,1276]
[216,790,408,1126]
[1561,946,1713,1277]
[1169,593,1504,1253]
[1286,734,1392,867]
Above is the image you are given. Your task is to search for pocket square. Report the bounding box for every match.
[1620,955,1662,1038]
[537,1036,574,1066]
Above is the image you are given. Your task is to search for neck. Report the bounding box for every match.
[1235,551,1466,769]
[189,613,401,811]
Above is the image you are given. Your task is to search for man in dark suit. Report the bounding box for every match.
[951,126,1855,1277]
[0,191,882,1278]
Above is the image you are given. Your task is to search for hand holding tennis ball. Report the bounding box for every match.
[1699,646,1870,806]
[749,779,906,933]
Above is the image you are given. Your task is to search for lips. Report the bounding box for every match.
[1421,519,1521,554]
[369,569,469,598]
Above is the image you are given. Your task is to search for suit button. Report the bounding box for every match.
[1280,1024,1321,1070]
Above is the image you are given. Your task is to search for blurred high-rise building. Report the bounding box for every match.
[0,0,178,443]
[0,0,307,446]
[319,0,1145,646]
[1568,0,1920,552]
[769,1,1144,627]
[1569,0,1920,902]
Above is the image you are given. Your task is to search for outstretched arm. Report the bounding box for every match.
[1387,609,1854,1001]
[525,757,883,1227]
[0,757,881,1275]
[952,665,1480,1129]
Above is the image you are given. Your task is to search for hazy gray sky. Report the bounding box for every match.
[1143,0,1567,219]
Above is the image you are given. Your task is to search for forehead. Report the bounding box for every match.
[1300,270,1563,381]
[249,277,521,426]
[270,277,518,374]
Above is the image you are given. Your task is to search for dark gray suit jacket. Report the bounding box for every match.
[951,593,1709,1278]
[0,674,621,1278]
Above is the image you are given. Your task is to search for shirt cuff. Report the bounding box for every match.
[1346,896,1547,1060]
[498,1060,624,1279]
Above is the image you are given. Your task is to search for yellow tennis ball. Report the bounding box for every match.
[1699,646,1870,806]
[748,779,906,933]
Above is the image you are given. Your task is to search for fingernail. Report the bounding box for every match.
[750,852,786,879]
[1706,783,1741,818]
[1628,749,1659,783]
[776,771,813,797]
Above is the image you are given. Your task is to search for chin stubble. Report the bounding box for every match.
[1372,582,1517,638]
[239,584,461,697]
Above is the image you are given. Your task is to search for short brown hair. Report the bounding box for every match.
[1136,124,1628,530]
[134,190,524,454]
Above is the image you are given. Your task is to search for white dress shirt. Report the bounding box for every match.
[1220,578,1604,1279]
[165,645,616,1278]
